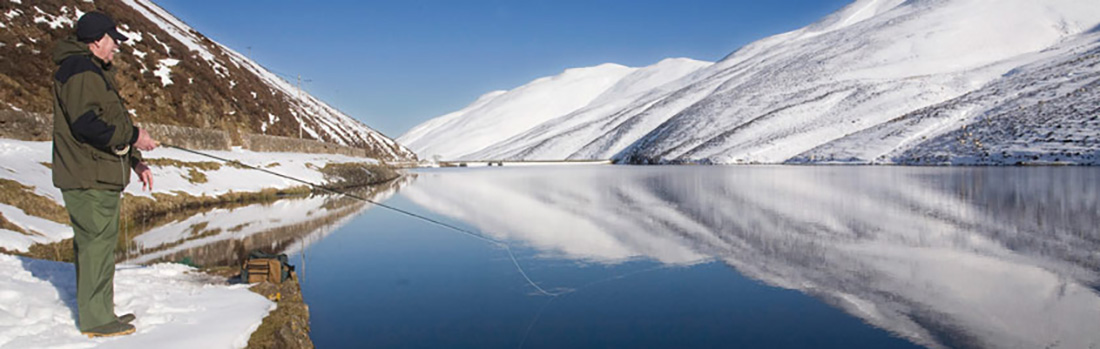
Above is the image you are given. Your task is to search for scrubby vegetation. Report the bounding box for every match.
[320,162,400,190]
[143,158,223,171]
[0,179,69,224]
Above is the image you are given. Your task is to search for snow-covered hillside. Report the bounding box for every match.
[467,58,713,160]
[401,0,1100,164]
[399,63,641,160]
[117,0,414,158]
[398,59,711,160]
[793,34,1100,165]
[0,0,416,162]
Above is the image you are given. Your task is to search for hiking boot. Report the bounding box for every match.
[82,321,136,338]
[117,313,136,324]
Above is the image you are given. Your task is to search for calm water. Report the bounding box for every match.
[286,166,1099,348]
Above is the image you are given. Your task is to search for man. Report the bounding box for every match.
[52,11,158,338]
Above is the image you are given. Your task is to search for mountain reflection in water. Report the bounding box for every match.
[125,176,412,267]
[402,166,1100,349]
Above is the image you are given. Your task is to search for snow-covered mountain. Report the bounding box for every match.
[397,59,711,160]
[793,34,1100,165]
[0,0,415,161]
[401,0,1100,164]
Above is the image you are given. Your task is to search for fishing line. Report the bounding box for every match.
[518,295,559,349]
[516,263,678,348]
[160,144,567,297]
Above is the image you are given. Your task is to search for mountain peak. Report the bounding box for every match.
[806,0,906,34]
[401,0,1100,165]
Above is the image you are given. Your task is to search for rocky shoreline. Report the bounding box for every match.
[2,158,406,348]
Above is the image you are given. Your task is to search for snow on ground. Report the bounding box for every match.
[133,144,376,198]
[0,204,69,253]
[0,138,375,252]
[30,6,73,30]
[153,58,179,87]
[0,253,273,349]
[0,139,60,203]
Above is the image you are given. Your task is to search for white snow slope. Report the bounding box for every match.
[793,33,1100,165]
[398,59,711,160]
[401,0,1100,164]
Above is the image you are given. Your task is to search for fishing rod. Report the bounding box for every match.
[159,143,566,297]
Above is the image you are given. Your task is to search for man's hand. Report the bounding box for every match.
[134,161,153,191]
[135,128,158,151]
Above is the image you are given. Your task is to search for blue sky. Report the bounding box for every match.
[153,0,853,137]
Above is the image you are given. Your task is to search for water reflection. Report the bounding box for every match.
[402,166,1100,349]
[125,176,412,267]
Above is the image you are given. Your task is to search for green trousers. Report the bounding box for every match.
[62,189,121,331]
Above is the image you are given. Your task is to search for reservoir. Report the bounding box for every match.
[135,166,1100,348]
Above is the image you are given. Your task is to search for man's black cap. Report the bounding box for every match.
[76,12,129,43]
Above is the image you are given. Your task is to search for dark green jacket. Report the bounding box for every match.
[51,36,143,191]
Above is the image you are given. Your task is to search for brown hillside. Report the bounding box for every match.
[0,0,415,161]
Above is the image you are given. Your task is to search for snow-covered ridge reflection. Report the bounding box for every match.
[402,166,1100,349]
[127,176,411,266]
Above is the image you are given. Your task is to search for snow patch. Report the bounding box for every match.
[31,6,72,29]
[0,204,70,252]
[115,26,143,46]
[153,58,179,87]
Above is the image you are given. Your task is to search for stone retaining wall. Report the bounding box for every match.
[139,123,233,151]
[0,108,375,159]
[0,109,51,141]
[142,123,372,158]
[242,133,370,158]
